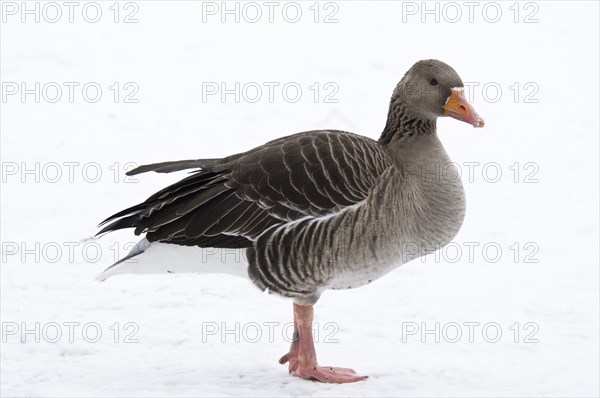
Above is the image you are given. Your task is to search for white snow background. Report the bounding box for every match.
[1,1,599,396]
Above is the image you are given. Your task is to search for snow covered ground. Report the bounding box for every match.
[1,1,599,396]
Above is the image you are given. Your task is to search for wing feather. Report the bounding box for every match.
[98,130,397,250]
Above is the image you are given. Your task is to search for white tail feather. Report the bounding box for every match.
[95,238,249,281]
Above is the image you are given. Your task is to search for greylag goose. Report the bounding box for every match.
[96,59,484,383]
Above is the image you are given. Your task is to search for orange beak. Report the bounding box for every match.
[443,88,485,128]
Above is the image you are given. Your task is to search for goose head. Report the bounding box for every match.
[395,59,485,128]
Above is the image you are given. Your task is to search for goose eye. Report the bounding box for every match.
[429,78,438,86]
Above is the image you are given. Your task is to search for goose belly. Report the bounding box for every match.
[326,191,465,290]
[326,242,419,290]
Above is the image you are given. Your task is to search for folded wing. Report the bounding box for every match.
[97,130,396,249]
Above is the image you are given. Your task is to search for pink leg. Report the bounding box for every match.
[279,303,367,383]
